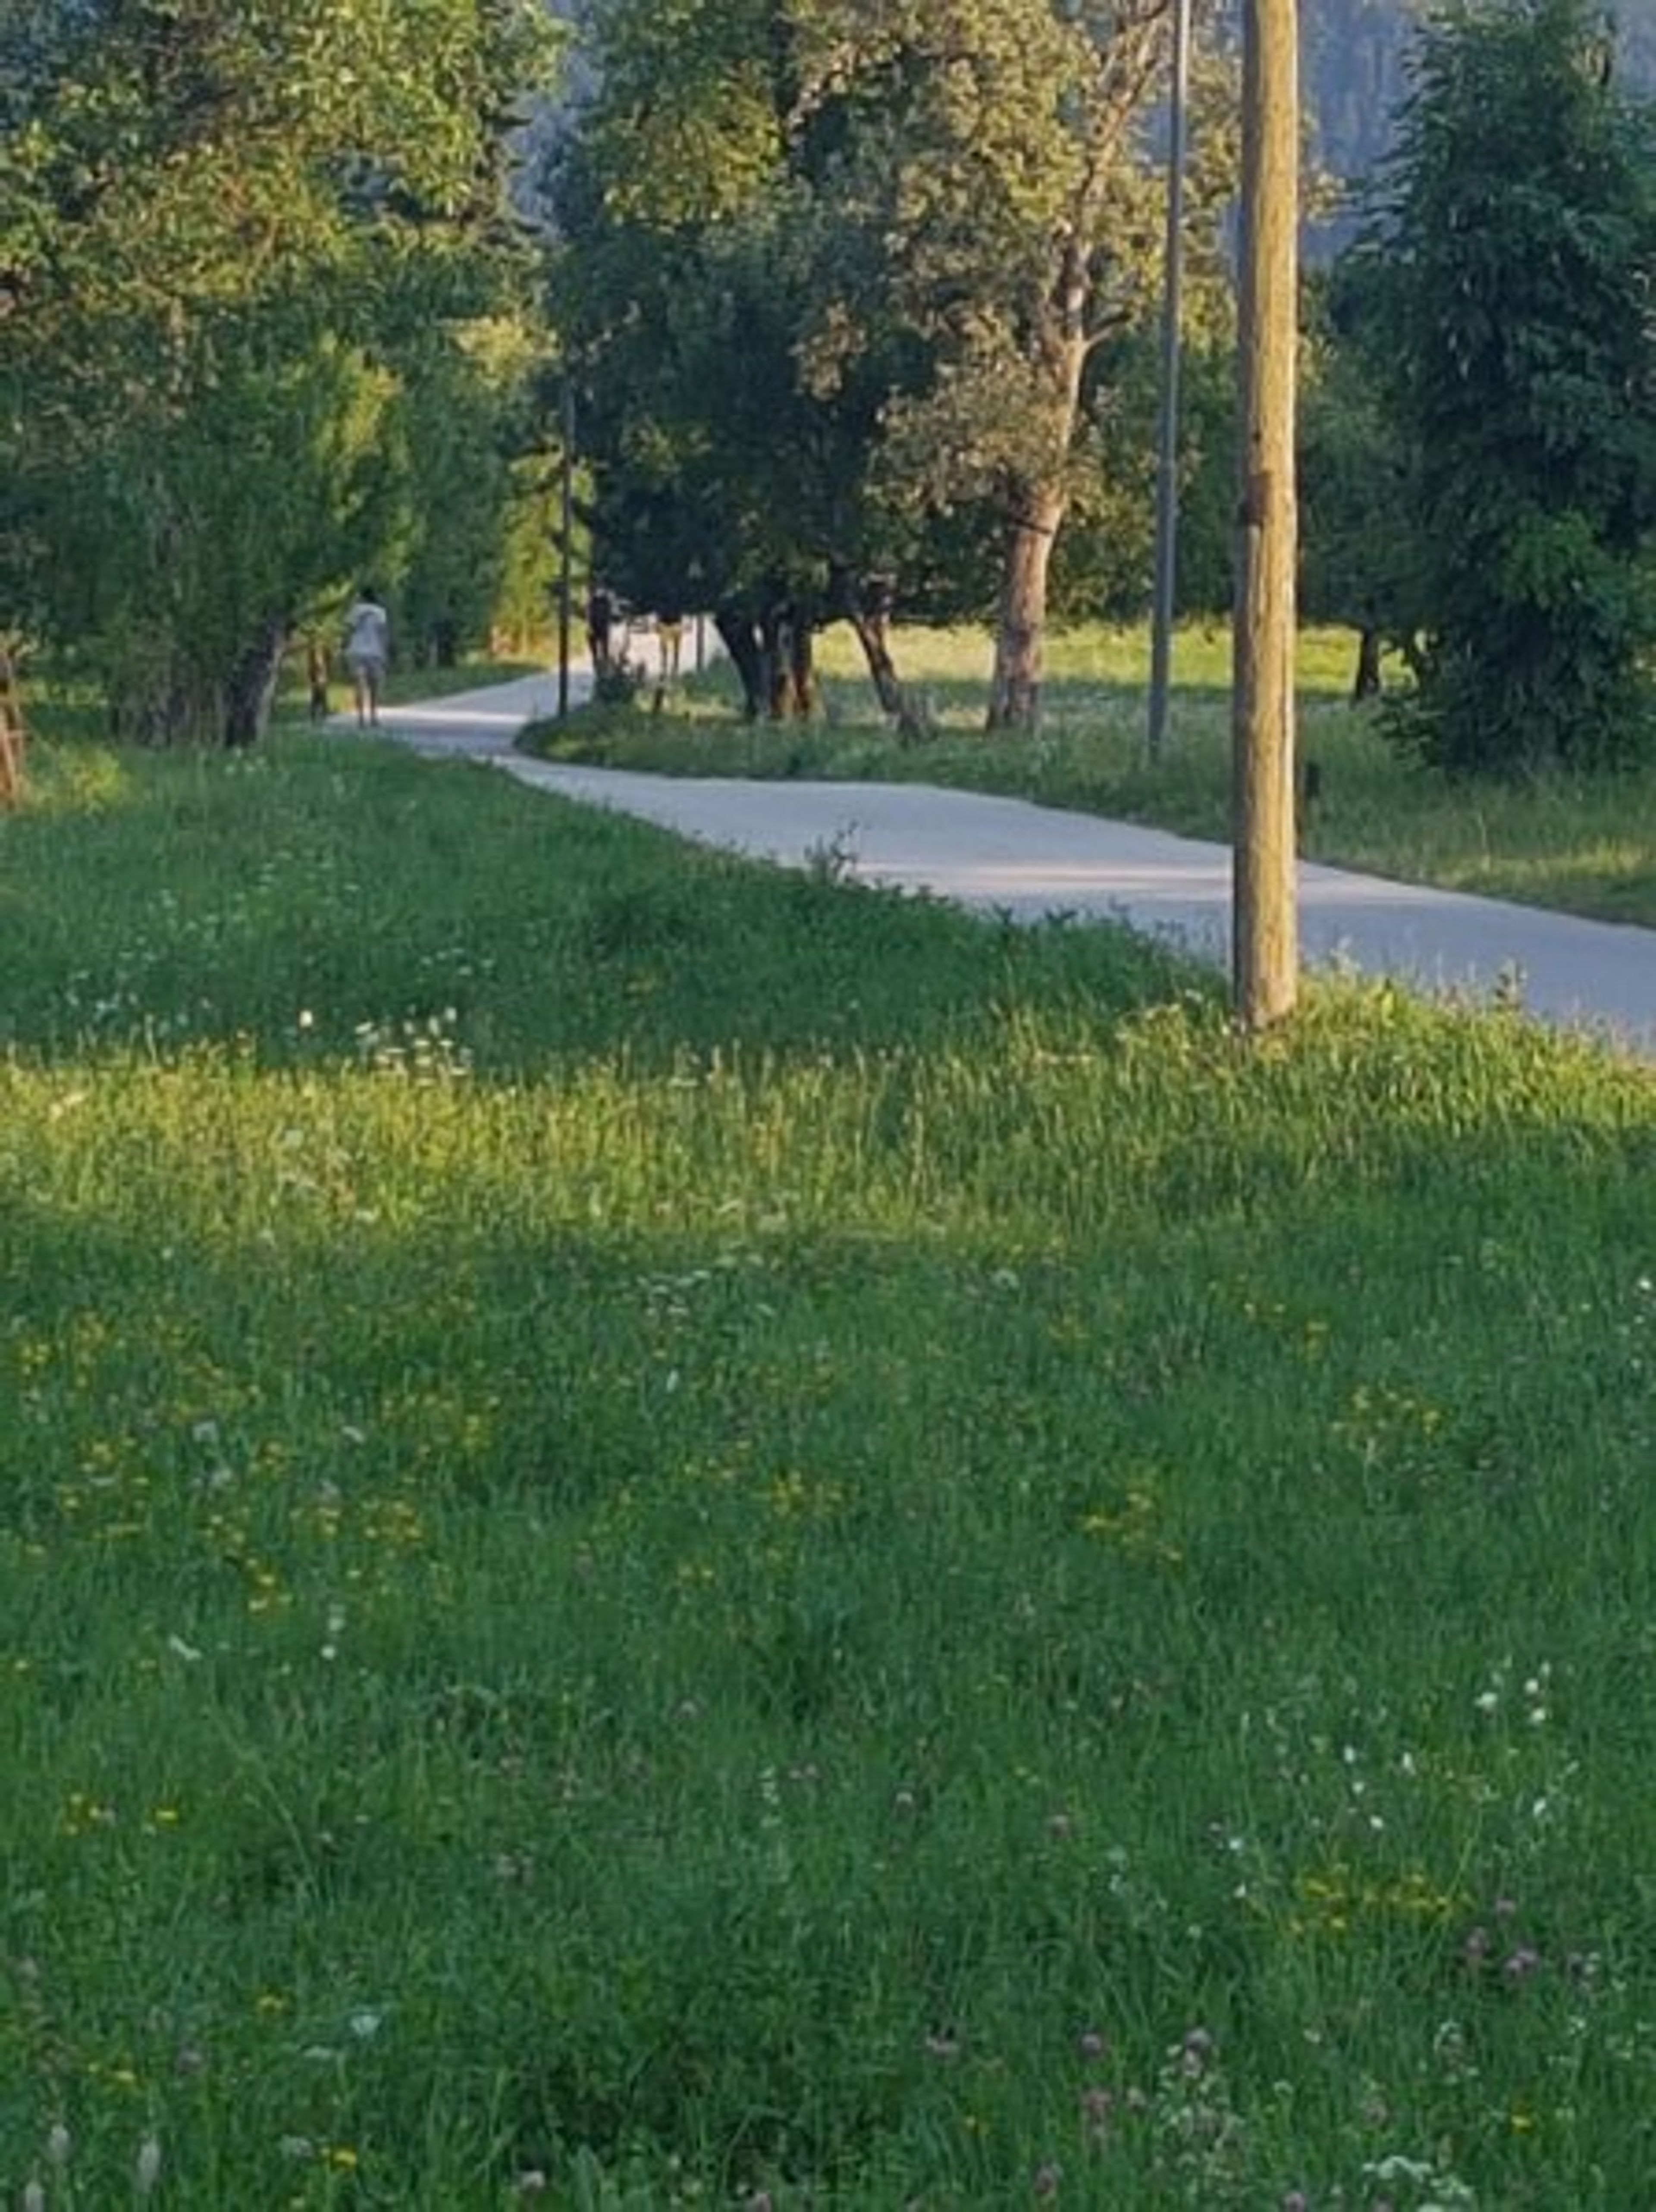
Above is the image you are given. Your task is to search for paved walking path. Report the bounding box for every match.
[359,668,1656,1061]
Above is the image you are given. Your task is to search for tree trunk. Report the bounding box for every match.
[845,603,901,717]
[116,643,215,746]
[849,611,933,742]
[756,598,816,719]
[786,616,816,720]
[831,566,931,740]
[1351,625,1381,703]
[987,488,1066,732]
[223,618,288,748]
[759,602,790,719]
[714,604,765,720]
[1231,0,1300,1030]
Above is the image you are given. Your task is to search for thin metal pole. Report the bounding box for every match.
[1147,0,1192,763]
[557,378,574,720]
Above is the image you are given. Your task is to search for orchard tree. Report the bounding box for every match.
[1367,0,1656,773]
[798,0,1173,729]
[550,0,1217,733]
[546,0,935,724]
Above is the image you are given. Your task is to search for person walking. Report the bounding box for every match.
[342,586,390,728]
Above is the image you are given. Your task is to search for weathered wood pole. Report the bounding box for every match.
[1231,0,1299,1027]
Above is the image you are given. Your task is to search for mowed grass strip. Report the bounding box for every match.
[3,733,1656,2206]
[528,621,1656,932]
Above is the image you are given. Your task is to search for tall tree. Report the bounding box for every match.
[1365,0,1656,774]
[800,1,1171,729]
[0,0,560,740]
[546,0,936,722]
[1297,262,1429,700]
[549,0,1198,733]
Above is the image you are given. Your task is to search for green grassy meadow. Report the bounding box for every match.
[5,731,1656,2205]
[526,623,1656,932]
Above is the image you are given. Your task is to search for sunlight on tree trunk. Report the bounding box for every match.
[988,491,1066,732]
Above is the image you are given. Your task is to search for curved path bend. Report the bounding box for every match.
[359,670,1656,1062]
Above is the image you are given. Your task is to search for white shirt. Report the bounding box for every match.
[344,601,389,663]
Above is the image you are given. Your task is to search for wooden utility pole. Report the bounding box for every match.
[1231,0,1299,1028]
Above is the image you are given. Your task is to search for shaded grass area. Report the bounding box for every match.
[524,623,1656,931]
[4,734,1656,2204]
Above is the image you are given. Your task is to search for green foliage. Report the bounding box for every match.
[1363,0,1656,774]
[546,1,1237,679]
[1296,262,1427,648]
[0,0,561,739]
[389,319,562,668]
[6,735,1656,2200]
[1302,0,1656,236]
[546,0,906,621]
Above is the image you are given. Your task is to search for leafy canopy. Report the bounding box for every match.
[1366,0,1656,773]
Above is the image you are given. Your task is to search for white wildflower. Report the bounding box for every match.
[135,2134,163,2195]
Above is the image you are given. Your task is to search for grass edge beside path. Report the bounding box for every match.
[519,621,1656,934]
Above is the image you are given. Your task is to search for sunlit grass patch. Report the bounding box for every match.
[5,735,1656,2203]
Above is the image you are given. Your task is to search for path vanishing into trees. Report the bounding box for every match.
[354,668,1656,1061]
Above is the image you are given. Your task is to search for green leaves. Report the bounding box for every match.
[547,0,1213,690]
[1361,0,1656,772]
[2,0,562,740]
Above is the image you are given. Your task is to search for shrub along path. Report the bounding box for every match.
[362,671,1656,1060]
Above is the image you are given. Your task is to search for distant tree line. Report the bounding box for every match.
[1303,0,1656,772]
[8,0,1656,777]
[551,0,1656,774]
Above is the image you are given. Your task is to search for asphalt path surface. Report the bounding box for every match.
[356,665,1656,1062]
